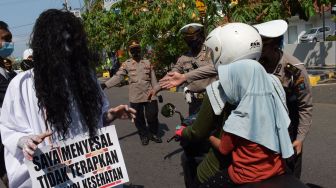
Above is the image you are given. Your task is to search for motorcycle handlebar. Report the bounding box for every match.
[166,135,180,143]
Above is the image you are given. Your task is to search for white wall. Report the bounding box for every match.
[284,41,336,67]
[285,12,336,44]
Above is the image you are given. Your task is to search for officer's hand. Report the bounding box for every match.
[147,89,155,100]
[292,140,303,155]
[159,72,186,89]
[18,131,53,161]
[106,105,136,123]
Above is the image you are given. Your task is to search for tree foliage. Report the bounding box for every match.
[82,0,220,72]
[82,0,336,72]
[216,0,336,23]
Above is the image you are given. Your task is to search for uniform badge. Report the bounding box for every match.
[274,64,282,75]
[285,63,301,78]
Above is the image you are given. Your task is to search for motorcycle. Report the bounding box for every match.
[161,103,212,188]
[161,103,309,188]
[161,103,210,155]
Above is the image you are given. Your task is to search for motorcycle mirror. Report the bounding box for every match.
[161,103,175,118]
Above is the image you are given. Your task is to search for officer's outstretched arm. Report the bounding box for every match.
[159,71,186,89]
[104,63,128,89]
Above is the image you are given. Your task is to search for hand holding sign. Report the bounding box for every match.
[17,131,53,161]
[26,125,129,188]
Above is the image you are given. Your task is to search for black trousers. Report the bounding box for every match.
[286,123,302,179]
[0,135,6,178]
[130,100,159,137]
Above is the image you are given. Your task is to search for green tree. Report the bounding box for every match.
[83,0,336,74]
[215,0,336,23]
[82,0,220,75]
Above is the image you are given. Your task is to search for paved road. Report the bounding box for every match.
[104,84,336,188]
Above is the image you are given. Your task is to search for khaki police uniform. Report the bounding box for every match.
[184,64,217,85]
[173,47,217,115]
[171,23,216,115]
[272,52,313,178]
[105,58,160,139]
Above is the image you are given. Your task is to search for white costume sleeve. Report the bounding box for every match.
[0,79,34,158]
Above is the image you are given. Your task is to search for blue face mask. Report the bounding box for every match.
[0,42,14,58]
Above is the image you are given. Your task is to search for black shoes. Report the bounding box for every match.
[150,134,162,143]
[140,136,149,145]
[140,134,162,145]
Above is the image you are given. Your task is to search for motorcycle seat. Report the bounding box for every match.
[237,174,308,188]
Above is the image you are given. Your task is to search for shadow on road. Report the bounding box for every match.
[119,131,139,141]
[163,148,184,160]
[306,183,325,188]
[124,184,144,188]
[158,123,169,138]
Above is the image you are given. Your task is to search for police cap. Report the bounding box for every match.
[253,20,288,38]
[179,23,204,39]
[128,40,140,49]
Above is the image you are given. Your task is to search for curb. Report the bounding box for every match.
[309,71,336,86]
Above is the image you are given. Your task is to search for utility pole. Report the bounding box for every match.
[63,0,69,10]
[322,4,326,41]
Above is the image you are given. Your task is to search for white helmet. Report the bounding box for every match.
[204,22,262,70]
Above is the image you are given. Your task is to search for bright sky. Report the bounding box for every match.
[0,0,83,58]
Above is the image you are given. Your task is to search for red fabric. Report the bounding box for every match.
[175,126,186,137]
[219,133,285,184]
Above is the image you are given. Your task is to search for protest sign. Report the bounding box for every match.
[25,125,129,188]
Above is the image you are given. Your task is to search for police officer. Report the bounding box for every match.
[102,40,162,145]
[0,20,15,186]
[21,48,34,71]
[161,23,216,115]
[164,23,216,188]
[254,20,313,179]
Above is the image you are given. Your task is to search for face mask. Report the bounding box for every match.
[130,47,141,58]
[0,42,14,58]
[21,59,34,71]
[187,39,202,50]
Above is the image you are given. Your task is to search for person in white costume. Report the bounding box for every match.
[0,9,135,188]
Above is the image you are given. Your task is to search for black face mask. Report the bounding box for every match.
[130,47,141,58]
[21,59,34,71]
[185,37,203,51]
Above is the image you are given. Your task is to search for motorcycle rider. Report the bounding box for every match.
[162,20,313,179]
[175,22,282,187]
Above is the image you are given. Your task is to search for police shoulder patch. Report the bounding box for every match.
[295,76,306,91]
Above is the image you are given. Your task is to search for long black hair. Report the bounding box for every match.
[31,9,103,137]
